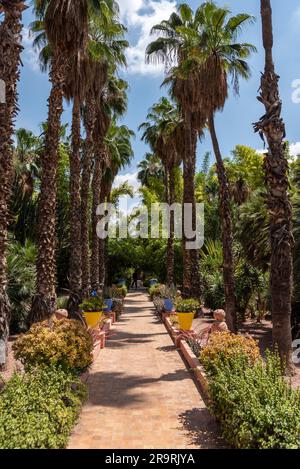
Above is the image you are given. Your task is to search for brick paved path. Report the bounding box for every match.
[68,291,225,449]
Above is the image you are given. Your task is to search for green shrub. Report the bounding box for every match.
[200,331,260,374]
[109,285,127,298]
[13,319,93,373]
[175,298,200,313]
[7,240,37,333]
[80,296,104,312]
[0,365,87,449]
[149,284,164,300]
[208,353,300,449]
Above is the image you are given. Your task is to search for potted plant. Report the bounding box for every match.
[174,298,200,331]
[161,285,177,312]
[79,297,105,328]
[103,288,113,311]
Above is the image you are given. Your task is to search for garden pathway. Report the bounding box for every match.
[68,290,225,449]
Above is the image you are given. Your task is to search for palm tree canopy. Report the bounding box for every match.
[0,0,26,13]
[147,2,256,116]
[137,153,164,187]
[33,0,118,55]
[139,97,182,170]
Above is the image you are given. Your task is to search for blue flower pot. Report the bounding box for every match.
[149,279,158,287]
[164,299,173,312]
[104,299,113,310]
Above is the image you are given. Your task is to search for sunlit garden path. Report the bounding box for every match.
[68,291,225,449]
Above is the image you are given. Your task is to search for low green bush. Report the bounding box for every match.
[175,298,199,313]
[80,296,104,312]
[208,353,300,449]
[13,319,93,373]
[0,365,87,449]
[149,284,164,300]
[200,331,260,374]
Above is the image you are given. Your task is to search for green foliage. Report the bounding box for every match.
[238,190,270,270]
[200,331,260,375]
[0,366,87,449]
[207,352,300,449]
[175,298,199,313]
[113,285,127,298]
[228,145,264,192]
[80,297,105,312]
[13,319,93,373]
[200,239,269,320]
[7,240,37,333]
[149,284,164,300]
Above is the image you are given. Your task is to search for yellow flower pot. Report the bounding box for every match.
[83,311,103,328]
[176,312,195,331]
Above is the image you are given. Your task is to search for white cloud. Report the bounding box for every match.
[22,27,41,73]
[120,0,177,76]
[113,171,141,213]
[113,171,140,190]
[290,142,300,158]
[256,142,300,159]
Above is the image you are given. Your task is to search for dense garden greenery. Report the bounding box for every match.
[0,0,299,451]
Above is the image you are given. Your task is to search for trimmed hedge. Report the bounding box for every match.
[0,366,87,449]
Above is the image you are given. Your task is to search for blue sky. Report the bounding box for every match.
[18,0,300,191]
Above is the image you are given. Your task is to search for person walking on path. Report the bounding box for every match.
[131,270,138,289]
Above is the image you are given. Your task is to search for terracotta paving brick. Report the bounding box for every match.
[68,291,225,449]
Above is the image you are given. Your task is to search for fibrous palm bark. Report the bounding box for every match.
[81,93,97,296]
[67,97,82,316]
[166,166,175,286]
[209,114,237,332]
[0,1,25,367]
[30,54,67,323]
[91,145,105,291]
[181,120,202,299]
[254,0,293,371]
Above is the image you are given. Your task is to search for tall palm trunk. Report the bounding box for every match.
[167,165,175,286]
[67,97,82,316]
[98,187,106,288]
[81,93,96,297]
[182,122,202,298]
[209,114,237,332]
[254,0,293,371]
[30,54,67,324]
[103,185,113,288]
[0,5,24,367]
[91,145,104,291]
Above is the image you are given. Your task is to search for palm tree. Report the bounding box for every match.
[91,76,128,291]
[137,153,164,187]
[80,60,105,297]
[0,0,26,368]
[254,0,293,370]
[197,2,255,331]
[29,0,117,322]
[11,128,40,245]
[28,0,96,323]
[64,51,91,315]
[147,2,256,329]
[99,121,134,287]
[146,5,205,299]
[139,97,182,286]
[85,16,128,293]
